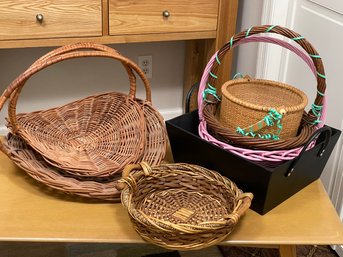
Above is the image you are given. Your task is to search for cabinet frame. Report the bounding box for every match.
[0,0,238,111]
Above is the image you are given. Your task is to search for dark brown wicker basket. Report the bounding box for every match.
[202,25,326,150]
[117,162,253,250]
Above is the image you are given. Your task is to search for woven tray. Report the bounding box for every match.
[117,162,253,250]
[2,133,121,201]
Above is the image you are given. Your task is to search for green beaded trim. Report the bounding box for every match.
[209,72,218,79]
[317,90,325,97]
[266,25,277,32]
[233,73,243,79]
[215,54,221,65]
[202,84,221,102]
[246,27,252,37]
[310,104,323,125]
[309,54,321,58]
[317,72,326,79]
[292,36,305,41]
[236,109,283,140]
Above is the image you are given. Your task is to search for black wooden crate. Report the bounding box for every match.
[166,111,341,215]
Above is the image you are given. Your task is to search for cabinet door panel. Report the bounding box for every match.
[109,0,219,35]
[0,0,102,40]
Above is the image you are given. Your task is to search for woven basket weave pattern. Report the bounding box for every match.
[0,43,167,200]
[198,35,326,160]
[199,25,326,153]
[14,92,145,176]
[0,43,164,178]
[118,162,253,250]
[219,78,308,139]
[3,133,121,200]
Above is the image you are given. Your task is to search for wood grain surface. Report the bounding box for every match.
[0,0,102,40]
[0,151,342,246]
[109,0,219,35]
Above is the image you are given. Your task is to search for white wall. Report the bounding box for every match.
[0,41,185,133]
[0,1,263,135]
[232,0,263,77]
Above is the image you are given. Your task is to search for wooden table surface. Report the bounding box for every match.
[0,152,343,254]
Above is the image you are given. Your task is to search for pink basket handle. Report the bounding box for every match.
[198,34,326,127]
[197,35,326,162]
[201,25,326,127]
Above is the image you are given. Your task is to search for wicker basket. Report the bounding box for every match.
[1,133,121,201]
[220,77,308,139]
[0,43,166,177]
[201,25,326,150]
[117,162,253,250]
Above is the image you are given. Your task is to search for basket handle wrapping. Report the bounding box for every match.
[203,25,326,126]
[285,126,332,177]
[116,162,151,190]
[221,192,253,225]
[0,43,151,134]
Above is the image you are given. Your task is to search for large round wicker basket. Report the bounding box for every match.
[220,76,308,139]
[0,43,167,178]
[117,162,253,250]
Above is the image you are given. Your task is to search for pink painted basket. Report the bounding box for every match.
[198,35,326,162]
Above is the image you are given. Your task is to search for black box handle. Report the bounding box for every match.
[286,126,332,177]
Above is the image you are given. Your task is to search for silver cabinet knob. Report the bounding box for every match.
[36,14,44,23]
[162,10,170,18]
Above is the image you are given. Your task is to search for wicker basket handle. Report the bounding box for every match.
[0,46,151,134]
[116,161,152,190]
[8,42,150,100]
[223,192,253,224]
[27,43,142,97]
[25,43,148,101]
[206,25,326,125]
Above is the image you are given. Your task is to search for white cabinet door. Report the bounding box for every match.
[281,0,343,192]
[268,0,343,254]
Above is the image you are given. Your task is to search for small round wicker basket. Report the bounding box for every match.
[220,76,308,139]
[117,162,253,250]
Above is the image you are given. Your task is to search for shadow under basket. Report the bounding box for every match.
[166,111,341,215]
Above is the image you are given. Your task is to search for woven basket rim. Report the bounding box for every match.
[120,163,252,225]
[221,77,308,114]
[2,133,121,201]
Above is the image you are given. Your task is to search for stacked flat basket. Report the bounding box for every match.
[199,25,327,162]
[0,43,167,201]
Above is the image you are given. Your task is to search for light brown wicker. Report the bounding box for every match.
[0,43,166,177]
[136,99,167,166]
[117,162,253,250]
[220,76,308,139]
[2,133,121,201]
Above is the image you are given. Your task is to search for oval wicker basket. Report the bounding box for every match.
[2,133,121,201]
[220,77,308,139]
[117,162,253,250]
[0,43,167,177]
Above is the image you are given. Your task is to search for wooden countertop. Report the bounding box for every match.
[0,152,342,246]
